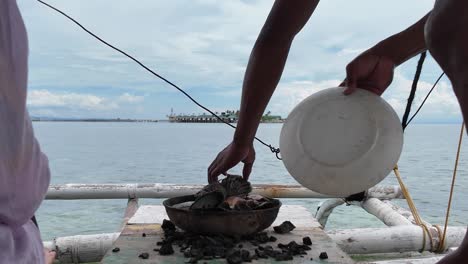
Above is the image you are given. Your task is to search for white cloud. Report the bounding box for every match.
[27,90,146,117]
[18,0,450,120]
[383,72,461,122]
[28,90,118,111]
[269,79,341,116]
[337,48,366,56]
[118,93,144,103]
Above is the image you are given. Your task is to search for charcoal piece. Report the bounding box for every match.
[254,249,268,259]
[240,249,250,261]
[211,246,226,258]
[253,232,270,243]
[156,241,164,246]
[159,243,174,255]
[162,219,176,231]
[263,245,274,252]
[180,244,189,251]
[302,236,312,246]
[191,185,226,210]
[190,248,203,258]
[319,252,329,259]
[243,232,270,244]
[271,250,285,258]
[153,248,159,252]
[142,233,146,237]
[220,175,252,197]
[302,245,311,251]
[269,236,277,242]
[286,241,302,255]
[277,240,312,257]
[138,252,149,259]
[227,250,243,264]
[273,221,296,234]
[112,247,120,253]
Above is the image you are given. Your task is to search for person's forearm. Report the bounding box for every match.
[233,0,319,146]
[371,12,430,66]
[233,37,293,146]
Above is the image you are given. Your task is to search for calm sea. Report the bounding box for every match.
[33,122,468,241]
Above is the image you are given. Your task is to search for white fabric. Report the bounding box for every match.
[0,1,50,263]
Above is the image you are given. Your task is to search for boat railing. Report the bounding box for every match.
[42,184,465,264]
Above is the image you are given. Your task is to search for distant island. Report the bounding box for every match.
[167,109,283,123]
[30,109,284,123]
[31,117,158,123]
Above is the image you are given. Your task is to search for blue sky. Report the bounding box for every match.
[19,0,461,122]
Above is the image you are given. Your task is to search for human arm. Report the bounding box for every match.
[207,0,320,183]
[343,12,430,95]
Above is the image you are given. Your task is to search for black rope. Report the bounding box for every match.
[402,52,426,130]
[406,72,445,127]
[36,0,281,159]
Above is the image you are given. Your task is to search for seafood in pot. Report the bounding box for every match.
[190,175,273,211]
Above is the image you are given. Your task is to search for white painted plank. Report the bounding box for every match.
[368,256,445,264]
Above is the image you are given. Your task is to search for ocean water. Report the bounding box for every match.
[33,122,468,241]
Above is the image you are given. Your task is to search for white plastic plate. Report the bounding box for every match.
[280,87,403,196]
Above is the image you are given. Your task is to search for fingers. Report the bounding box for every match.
[208,153,238,184]
[343,64,358,95]
[210,161,236,184]
[242,162,253,181]
[207,159,219,183]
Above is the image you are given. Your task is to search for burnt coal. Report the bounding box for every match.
[159,243,174,255]
[226,250,243,264]
[319,252,329,259]
[162,219,176,231]
[273,221,296,234]
[138,252,149,259]
[277,241,311,256]
[242,232,270,244]
[240,249,250,261]
[111,247,120,253]
[160,219,312,263]
[302,236,312,246]
[254,248,268,259]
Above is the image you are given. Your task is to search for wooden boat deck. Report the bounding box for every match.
[101,205,355,263]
